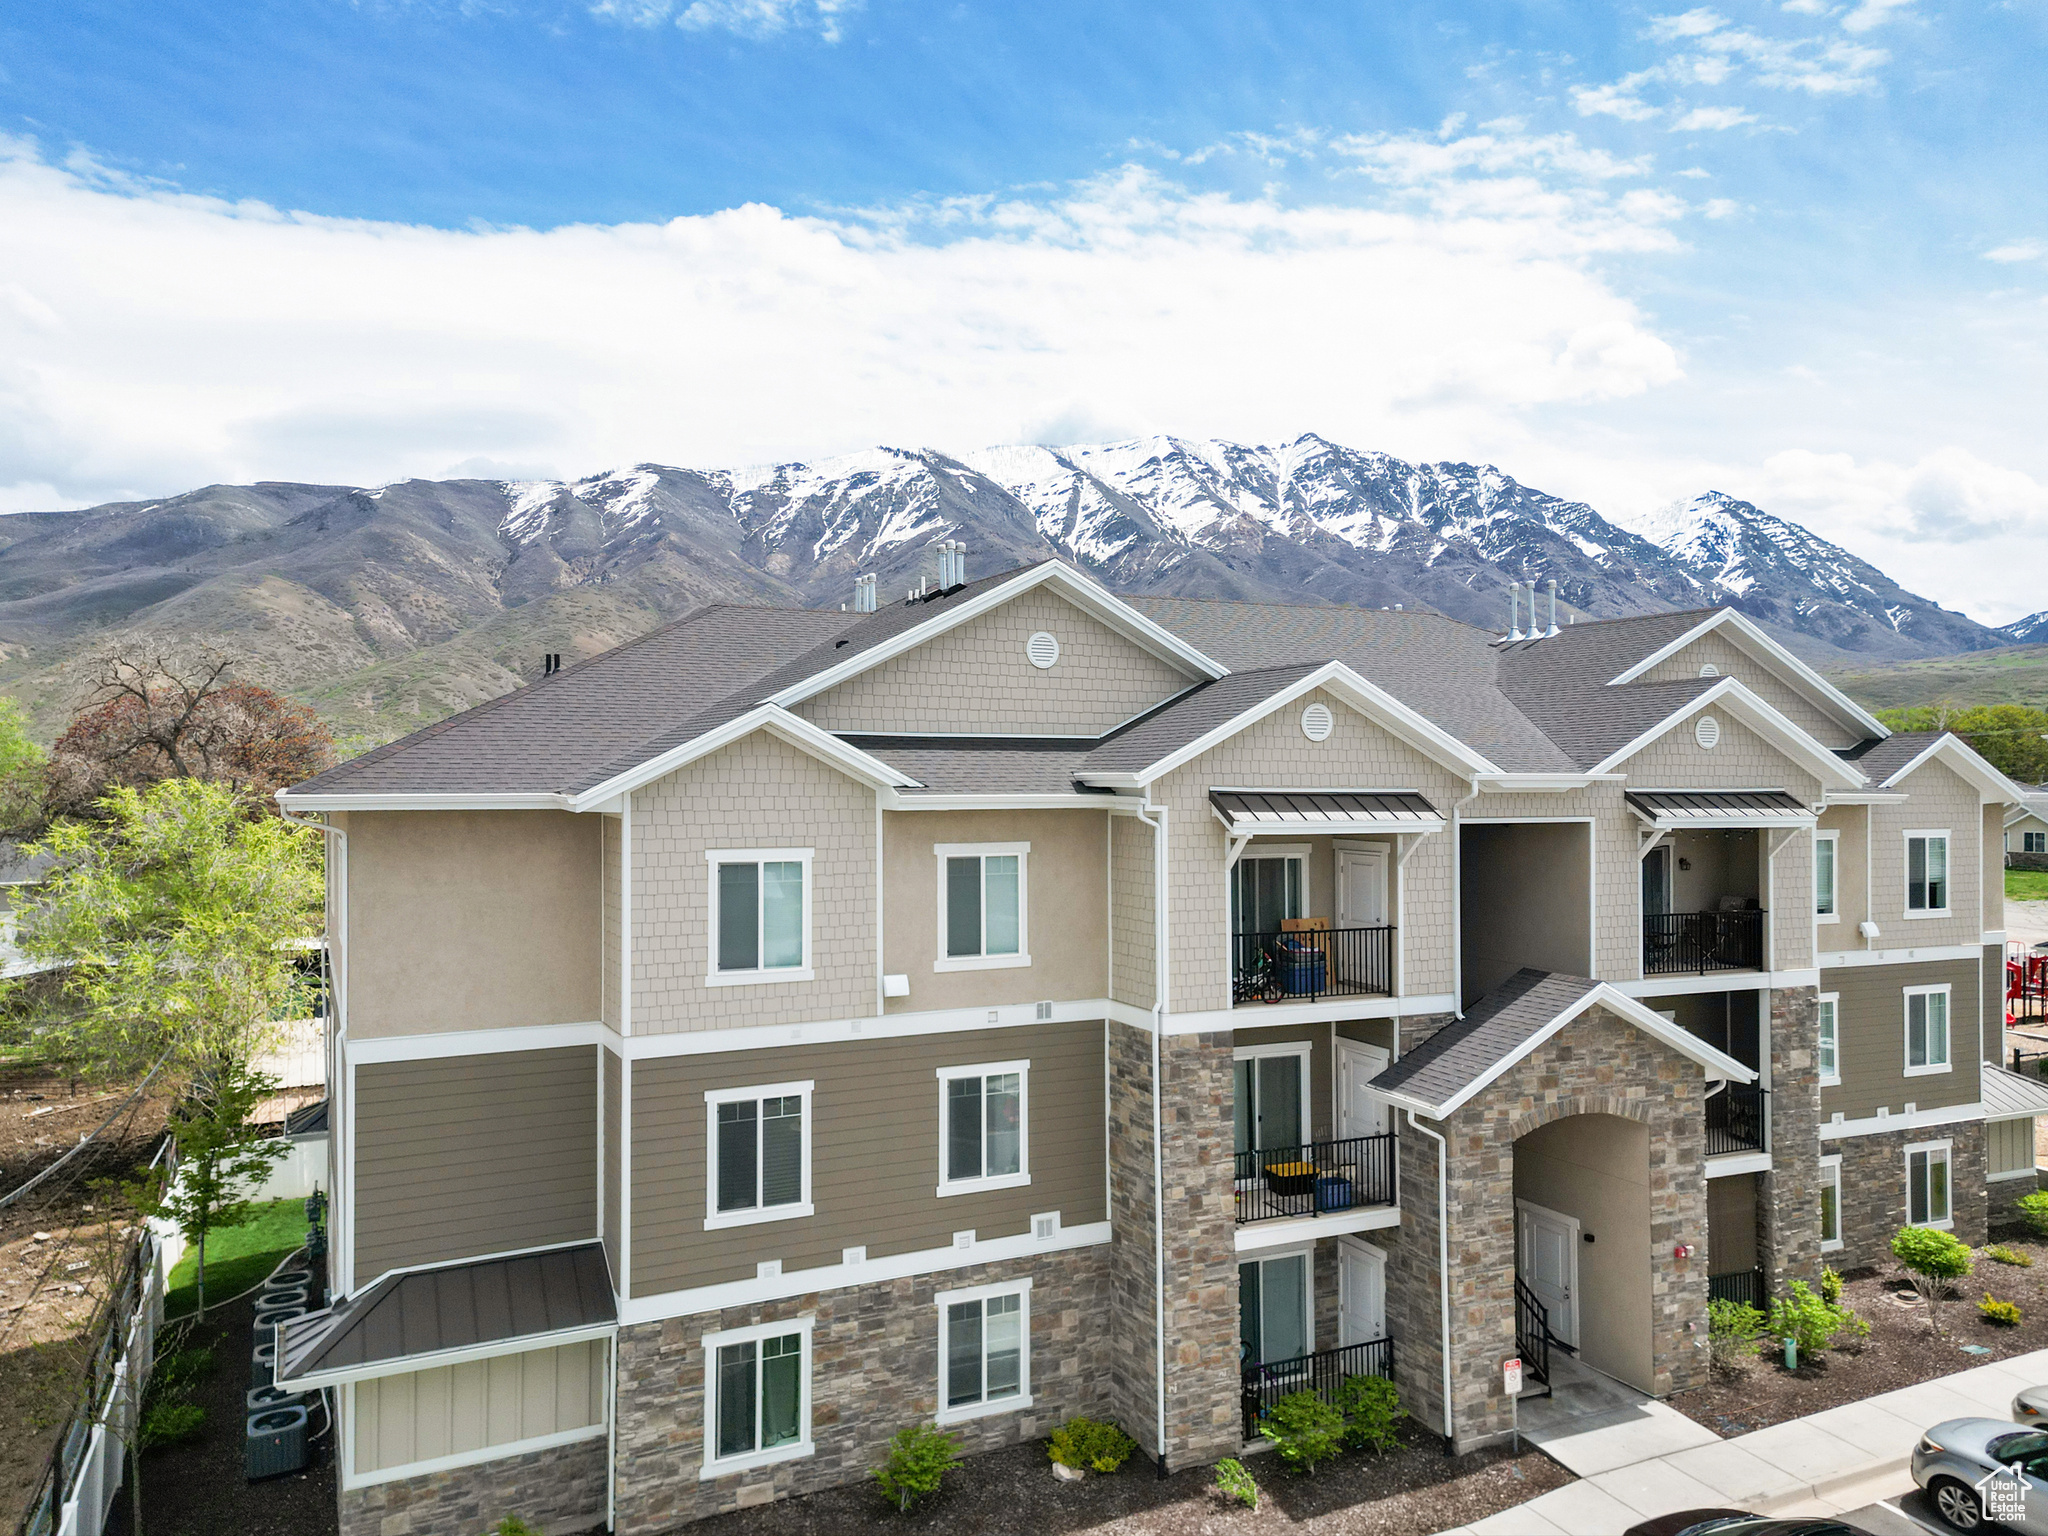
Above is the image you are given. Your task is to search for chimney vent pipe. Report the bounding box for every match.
[1546,578,1560,637]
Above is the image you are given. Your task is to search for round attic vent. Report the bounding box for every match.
[1695,714,1721,750]
[1026,631,1060,669]
[1301,703,1334,742]
[1698,663,1719,678]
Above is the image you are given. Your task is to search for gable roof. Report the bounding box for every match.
[1838,730,2026,803]
[1576,676,1868,791]
[1368,967,1754,1119]
[1601,607,1888,741]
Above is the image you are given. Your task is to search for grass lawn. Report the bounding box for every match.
[2010,869,2048,901]
[164,1197,306,1318]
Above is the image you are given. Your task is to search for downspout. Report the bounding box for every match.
[1447,778,1481,1019]
[1404,1109,1456,1447]
[1138,786,1171,1474]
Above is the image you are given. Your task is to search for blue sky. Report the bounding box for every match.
[0,0,2044,618]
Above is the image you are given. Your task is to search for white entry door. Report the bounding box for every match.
[1335,846,1389,929]
[1338,1240,1386,1346]
[1337,1041,1390,1138]
[1515,1199,1579,1350]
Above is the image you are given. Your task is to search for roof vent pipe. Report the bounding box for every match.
[1505,581,1522,642]
[852,573,877,613]
[1545,578,1560,637]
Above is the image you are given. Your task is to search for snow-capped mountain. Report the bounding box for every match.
[2000,611,2048,645]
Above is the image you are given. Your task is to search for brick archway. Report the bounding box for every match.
[1507,1092,1654,1142]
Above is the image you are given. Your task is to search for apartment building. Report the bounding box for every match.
[272,557,2034,1536]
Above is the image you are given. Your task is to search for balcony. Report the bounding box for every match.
[1232,925,1395,1006]
[1241,1337,1395,1442]
[1705,1082,1768,1157]
[1642,908,1765,976]
[1234,1133,1396,1225]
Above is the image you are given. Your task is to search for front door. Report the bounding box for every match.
[1337,1240,1386,1345]
[1337,1041,1390,1138]
[1515,1199,1579,1350]
[1335,846,1388,929]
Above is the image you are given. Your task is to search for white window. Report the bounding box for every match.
[2028,831,2047,855]
[935,1280,1031,1423]
[1814,831,1838,920]
[1819,1154,1842,1251]
[705,1082,814,1229]
[1903,985,1951,1076]
[1233,1041,1312,1159]
[1232,848,1306,936]
[1817,993,1839,1087]
[1904,832,1949,916]
[936,1061,1029,1197]
[1905,1140,1953,1229]
[935,843,1029,971]
[1238,1250,1312,1367]
[701,1317,813,1477]
[707,849,813,984]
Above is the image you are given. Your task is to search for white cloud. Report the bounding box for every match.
[1839,0,1914,34]
[0,136,1684,507]
[590,0,857,39]
[1573,78,1661,121]
[1987,240,2046,264]
[1671,105,1759,130]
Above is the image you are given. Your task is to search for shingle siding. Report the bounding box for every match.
[1110,812,1157,1010]
[1869,757,1985,948]
[1639,632,1857,749]
[1465,785,1640,982]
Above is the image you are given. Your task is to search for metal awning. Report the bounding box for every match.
[276,1241,615,1389]
[1984,1062,2048,1122]
[1210,790,1444,835]
[1626,790,1813,828]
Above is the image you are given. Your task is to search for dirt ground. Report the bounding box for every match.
[684,1422,1573,1536]
[1671,1228,2048,1435]
[0,1056,169,1531]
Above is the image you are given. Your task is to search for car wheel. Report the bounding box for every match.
[1931,1477,1986,1531]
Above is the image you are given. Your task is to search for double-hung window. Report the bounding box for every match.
[1906,1140,1952,1228]
[1814,832,1838,921]
[1818,1155,1842,1250]
[705,1082,814,1228]
[935,843,1029,970]
[1905,832,1948,915]
[936,1281,1031,1423]
[1817,993,1839,1087]
[708,849,812,984]
[701,1317,813,1477]
[937,1061,1028,1196]
[1904,985,1950,1076]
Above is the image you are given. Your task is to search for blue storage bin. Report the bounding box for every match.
[1274,939,1326,996]
[1314,1175,1354,1212]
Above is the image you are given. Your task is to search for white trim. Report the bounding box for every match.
[345,1021,614,1065]
[585,705,919,809]
[1588,677,1865,791]
[1475,773,1624,792]
[1814,943,1981,969]
[1877,733,2029,803]
[700,1315,815,1480]
[1819,1153,1843,1251]
[1238,1246,1317,1361]
[1197,992,1458,1033]
[1705,1150,1772,1179]
[1903,983,1953,1077]
[933,843,1031,972]
[1234,1204,1402,1252]
[618,1220,1111,1325]
[285,1320,619,1392]
[936,1060,1031,1197]
[933,1278,1033,1425]
[882,790,1117,812]
[704,1081,815,1231]
[1902,829,1951,919]
[1904,1138,1955,1230]
[342,1422,609,1491]
[1615,970,1817,999]
[1817,992,1840,1088]
[1601,607,1889,740]
[705,848,815,985]
[1815,829,1840,924]
[1990,1165,2039,1182]
[1820,1101,1984,1139]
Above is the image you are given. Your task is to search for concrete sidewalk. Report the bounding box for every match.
[1444,1348,2048,1535]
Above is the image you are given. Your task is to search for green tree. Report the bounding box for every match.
[3,777,324,1080]
[134,1062,288,1319]
[1875,704,2048,783]
[0,697,47,832]
[1891,1225,1974,1336]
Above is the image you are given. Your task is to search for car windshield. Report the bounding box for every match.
[1992,1431,2048,1463]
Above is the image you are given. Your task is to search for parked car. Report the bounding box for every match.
[2015,1386,2048,1425]
[1913,1419,2048,1532]
[1622,1513,1873,1536]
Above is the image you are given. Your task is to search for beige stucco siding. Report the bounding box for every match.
[629,1022,1105,1296]
[353,1048,597,1281]
[601,815,622,1032]
[1621,708,1824,805]
[603,1049,622,1288]
[794,589,1195,736]
[1640,632,1858,748]
[1110,813,1156,1009]
[1156,688,1465,1012]
[347,811,601,1038]
[629,731,876,1034]
[1869,758,1984,948]
[1467,786,1638,983]
[1816,804,1867,945]
[1819,957,1983,1120]
[1987,804,2008,912]
[881,808,1108,1014]
[350,1339,606,1476]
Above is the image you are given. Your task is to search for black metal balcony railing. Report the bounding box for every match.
[1643,909,1766,976]
[1241,1336,1394,1442]
[1233,1132,1396,1225]
[1232,925,1395,1005]
[1705,1082,1769,1157]
[1708,1267,1768,1310]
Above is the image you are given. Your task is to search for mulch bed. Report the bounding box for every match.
[1671,1227,2048,1436]
[685,1421,1572,1536]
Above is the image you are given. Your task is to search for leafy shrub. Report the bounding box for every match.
[152,1348,216,1394]
[490,1521,539,1536]
[1214,1457,1259,1510]
[1336,1374,1403,1454]
[1768,1280,1866,1360]
[1048,1417,1138,1474]
[139,1401,205,1449]
[1981,1294,2023,1327]
[1986,1244,2035,1268]
[1258,1390,1345,1474]
[2016,1191,2048,1239]
[1819,1266,1844,1305]
[1893,1226,1975,1334]
[1707,1298,1766,1373]
[872,1423,961,1513]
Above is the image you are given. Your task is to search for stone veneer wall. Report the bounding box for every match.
[612,1249,1112,1532]
[1105,1020,1161,1454]
[1156,1033,1242,1467]
[1381,1107,1451,1439]
[1829,1121,1990,1272]
[1758,986,1823,1294]
[339,1435,607,1536]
